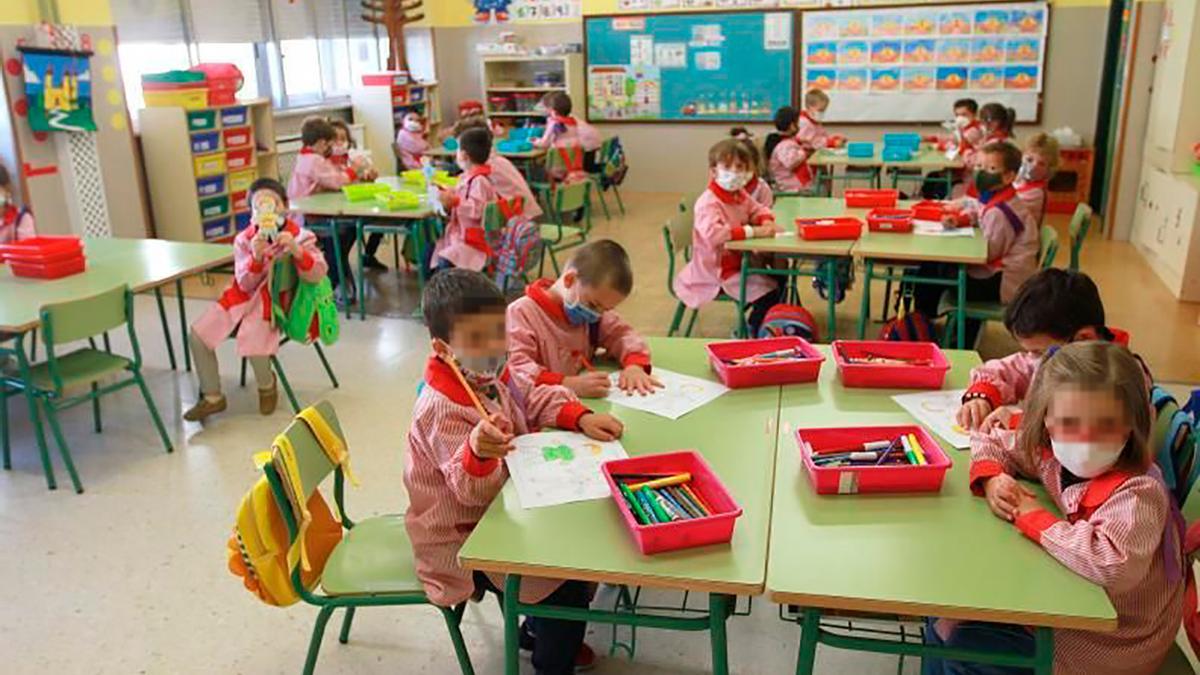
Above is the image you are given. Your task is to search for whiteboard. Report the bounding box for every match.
[800,1,1049,124]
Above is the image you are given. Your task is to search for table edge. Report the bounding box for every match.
[460,556,765,596]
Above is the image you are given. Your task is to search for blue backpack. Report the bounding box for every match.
[1152,386,1200,508]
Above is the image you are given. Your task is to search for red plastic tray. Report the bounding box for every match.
[832,340,950,389]
[844,189,899,208]
[0,236,82,264]
[796,425,951,494]
[866,208,914,233]
[796,216,862,240]
[706,337,825,388]
[602,451,742,555]
[10,254,86,279]
[911,200,948,222]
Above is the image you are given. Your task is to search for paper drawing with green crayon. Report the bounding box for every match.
[505,431,628,508]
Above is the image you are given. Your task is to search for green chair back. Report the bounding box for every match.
[554,180,592,221]
[280,400,345,501]
[678,194,696,226]
[40,285,128,346]
[662,215,693,301]
[1067,202,1092,271]
[1039,225,1059,269]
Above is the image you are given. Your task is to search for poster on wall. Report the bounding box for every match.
[16,46,96,133]
[472,0,581,23]
[800,1,1048,123]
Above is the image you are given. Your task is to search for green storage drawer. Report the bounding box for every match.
[198,194,230,219]
[187,110,217,131]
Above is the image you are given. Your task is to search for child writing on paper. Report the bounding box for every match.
[729,127,773,207]
[431,128,497,273]
[394,111,431,171]
[405,269,623,674]
[675,139,782,337]
[507,239,661,399]
[0,163,35,244]
[184,179,328,422]
[910,142,1040,346]
[928,341,1184,675]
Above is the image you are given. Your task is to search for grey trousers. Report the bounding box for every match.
[189,328,272,397]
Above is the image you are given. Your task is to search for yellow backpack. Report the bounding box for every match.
[226,406,359,607]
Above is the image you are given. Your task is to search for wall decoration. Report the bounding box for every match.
[16,45,95,132]
[472,0,580,24]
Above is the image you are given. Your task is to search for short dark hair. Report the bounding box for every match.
[328,119,355,148]
[1004,269,1106,341]
[981,141,1023,173]
[300,116,336,147]
[248,177,288,206]
[568,239,633,295]
[953,98,978,114]
[422,269,506,342]
[544,91,572,116]
[773,106,799,132]
[0,162,10,189]
[457,128,492,164]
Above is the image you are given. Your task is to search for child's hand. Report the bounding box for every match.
[982,474,1036,522]
[276,231,300,256]
[618,366,663,396]
[470,414,514,459]
[362,168,379,182]
[1013,491,1043,519]
[980,405,1019,433]
[754,221,779,238]
[957,398,993,430]
[564,372,611,399]
[579,413,624,442]
[252,235,270,261]
[438,187,454,209]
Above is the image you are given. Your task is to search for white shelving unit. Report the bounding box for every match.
[351,73,441,176]
[480,54,584,125]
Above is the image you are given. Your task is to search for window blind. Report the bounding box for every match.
[188,0,267,43]
[110,0,186,43]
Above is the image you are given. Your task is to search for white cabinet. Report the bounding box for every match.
[1132,164,1200,300]
[1145,0,1200,173]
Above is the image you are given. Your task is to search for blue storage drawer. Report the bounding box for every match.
[196,174,226,197]
[203,216,232,241]
[219,106,248,126]
[234,211,251,232]
[191,131,220,153]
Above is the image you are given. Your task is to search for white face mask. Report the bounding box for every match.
[715,167,748,192]
[1018,156,1046,183]
[808,108,824,122]
[1050,438,1126,479]
[955,115,970,128]
[403,118,423,132]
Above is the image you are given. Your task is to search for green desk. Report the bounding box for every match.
[726,197,860,340]
[426,146,548,180]
[459,337,779,675]
[0,237,232,371]
[810,147,962,194]
[768,347,1116,674]
[291,189,437,320]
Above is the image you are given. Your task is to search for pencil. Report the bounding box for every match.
[443,356,489,418]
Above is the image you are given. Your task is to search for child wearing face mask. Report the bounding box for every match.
[0,163,35,244]
[675,139,782,336]
[407,269,622,674]
[531,91,602,152]
[394,111,431,171]
[729,127,772,207]
[507,239,660,399]
[765,91,831,194]
[1014,132,1059,223]
[926,341,1184,675]
[978,102,1016,148]
[327,119,388,271]
[431,128,498,272]
[911,142,1040,346]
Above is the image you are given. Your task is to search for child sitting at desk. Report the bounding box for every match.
[0,162,35,243]
[328,118,389,272]
[405,269,623,674]
[910,141,1040,346]
[184,178,328,422]
[431,128,497,273]
[765,90,829,193]
[454,116,543,221]
[932,341,1184,675]
[507,239,660,399]
[394,111,431,171]
[729,127,773,207]
[675,139,781,337]
[532,91,601,153]
[978,103,1017,151]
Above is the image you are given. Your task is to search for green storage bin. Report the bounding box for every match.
[187,110,218,131]
[199,194,230,219]
[375,190,422,211]
[143,70,206,85]
[341,183,391,202]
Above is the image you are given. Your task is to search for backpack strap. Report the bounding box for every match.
[497,195,524,221]
[295,406,359,487]
[993,200,1025,236]
[272,434,314,571]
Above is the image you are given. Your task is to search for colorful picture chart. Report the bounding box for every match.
[505,431,628,509]
[801,2,1048,123]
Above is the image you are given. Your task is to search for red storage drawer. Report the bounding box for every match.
[866,207,914,233]
[845,189,899,208]
[832,340,950,389]
[796,217,862,240]
[602,451,742,555]
[222,126,252,148]
[225,148,253,170]
[706,337,824,388]
[0,235,82,264]
[796,425,951,495]
[231,190,249,212]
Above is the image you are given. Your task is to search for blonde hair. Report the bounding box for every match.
[1024,132,1061,172]
[1017,341,1151,473]
[804,89,830,109]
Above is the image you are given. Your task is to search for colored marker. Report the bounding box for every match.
[651,490,682,521]
[908,433,927,465]
[811,440,892,455]
[900,435,918,465]
[659,488,693,520]
[667,486,704,518]
[629,473,692,491]
[643,489,672,523]
[631,488,657,523]
[619,483,651,525]
[680,484,712,516]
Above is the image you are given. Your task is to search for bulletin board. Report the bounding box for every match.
[800,1,1049,124]
[584,11,796,123]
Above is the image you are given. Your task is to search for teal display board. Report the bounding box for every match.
[584,11,795,123]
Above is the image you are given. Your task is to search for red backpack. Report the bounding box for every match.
[879,287,935,342]
[757,304,819,343]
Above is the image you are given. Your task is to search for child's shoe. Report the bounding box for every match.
[259,380,278,415]
[183,395,227,422]
[362,255,388,271]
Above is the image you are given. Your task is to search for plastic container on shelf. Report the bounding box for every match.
[866,207,914,233]
[190,63,243,106]
[513,92,540,112]
[487,94,515,112]
[193,152,226,177]
[231,190,248,212]
[203,216,232,241]
[234,211,252,232]
[706,337,824,388]
[222,126,252,149]
[601,451,743,555]
[186,110,217,131]
[142,70,206,86]
[199,195,230,219]
[219,106,248,127]
[796,425,951,495]
[144,88,208,109]
[796,216,862,240]
[228,169,256,194]
[844,189,899,208]
[196,174,226,197]
[225,148,253,171]
[832,340,951,389]
[190,131,220,154]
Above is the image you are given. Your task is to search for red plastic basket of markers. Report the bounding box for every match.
[866,208,914,233]
[844,189,898,208]
[832,340,950,389]
[602,451,742,555]
[796,425,951,494]
[706,337,824,388]
[796,216,862,240]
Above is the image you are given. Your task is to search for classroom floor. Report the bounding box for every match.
[3,190,1198,674]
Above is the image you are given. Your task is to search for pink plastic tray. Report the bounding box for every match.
[796,424,951,494]
[832,340,950,389]
[706,337,824,388]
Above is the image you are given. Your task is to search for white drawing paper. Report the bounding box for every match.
[764,13,792,50]
[912,220,977,237]
[505,431,628,509]
[892,389,971,449]
[604,368,728,420]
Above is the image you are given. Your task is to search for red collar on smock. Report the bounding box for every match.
[549,113,577,127]
[708,180,745,205]
[2,204,16,226]
[525,278,569,325]
[464,163,493,179]
[981,185,1018,211]
[423,356,510,408]
[1016,179,1046,193]
[745,175,762,195]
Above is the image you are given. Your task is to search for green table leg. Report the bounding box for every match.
[738,251,751,339]
[857,259,874,339]
[176,279,190,372]
[503,574,521,675]
[825,259,838,340]
[12,333,55,489]
[795,607,821,675]
[708,593,732,675]
[356,218,367,322]
[955,264,967,350]
[1034,627,1053,675]
[153,287,177,370]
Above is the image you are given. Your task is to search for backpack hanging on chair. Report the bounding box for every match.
[879,284,936,342]
[599,137,628,190]
[1152,386,1200,507]
[490,197,541,292]
[270,255,339,346]
[757,304,819,342]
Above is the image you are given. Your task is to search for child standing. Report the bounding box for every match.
[0,163,35,243]
[508,239,660,399]
[406,269,624,674]
[929,341,1184,675]
[394,111,431,171]
[729,127,773,207]
[675,139,782,336]
[431,128,498,272]
[532,91,602,152]
[184,179,328,422]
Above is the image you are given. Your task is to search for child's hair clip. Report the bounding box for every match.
[1045,345,1061,360]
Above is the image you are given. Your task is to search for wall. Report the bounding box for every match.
[0,0,112,25]
[434,3,1110,193]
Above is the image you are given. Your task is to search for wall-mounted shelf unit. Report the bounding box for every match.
[351,73,441,176]
[480,54,583,124]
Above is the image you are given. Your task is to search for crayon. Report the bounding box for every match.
[681,484,712,516]
[629,473,692,491]
[659,488,693,520]
[908,433,927,465]
[619,483,651,525]
[644,489,672,523]
[667,486,704,518]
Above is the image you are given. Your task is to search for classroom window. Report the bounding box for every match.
[278,39,324,106]
[117,42,192,112]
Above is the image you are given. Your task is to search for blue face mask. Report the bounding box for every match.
[564,288,602,326]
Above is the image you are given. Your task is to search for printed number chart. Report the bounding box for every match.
[892,388,971,448]
[604,368,729,420]
[505,432,628,509]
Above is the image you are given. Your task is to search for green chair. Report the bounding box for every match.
[663,215,736,337]
[587,137,627,219]
[940,225,1060,349]
[5,286,171,493]
[239,337,339,414]
[1067,202,1092,272]
[261,401,474,675]
[539,179,593,277]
